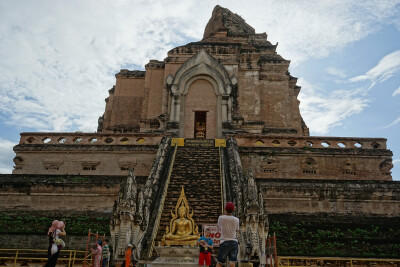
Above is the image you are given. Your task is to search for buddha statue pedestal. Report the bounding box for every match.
[153,187,200,266]
[161,187,200,246]
[163,239,197,247]
[151,246,199,267]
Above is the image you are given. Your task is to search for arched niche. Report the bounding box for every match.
[167,50,235,138]
[184,78,217,138]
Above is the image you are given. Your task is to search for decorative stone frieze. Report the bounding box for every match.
[380,158,393,176]
[13,156,25,170]
[261,157,278,173]
[301,157,318,174]
[118,156,137,171]
[17,132,163,146]
[342,159,357,175]
[42,158,64,170]
[81,160,100,171]
[231,134,388,150]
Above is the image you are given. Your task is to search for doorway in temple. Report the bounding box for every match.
[194,111,207,139]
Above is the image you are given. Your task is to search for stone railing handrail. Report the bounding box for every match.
[229,134,387,150]
[19,132,164,146]
[19,133,388,150]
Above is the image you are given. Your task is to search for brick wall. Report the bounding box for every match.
[258,179,400,216]
[0,234,88,250]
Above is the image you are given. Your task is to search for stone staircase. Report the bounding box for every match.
[155,145,223,244]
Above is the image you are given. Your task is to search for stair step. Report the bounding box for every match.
[155,146,222,245]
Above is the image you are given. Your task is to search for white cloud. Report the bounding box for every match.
[0,0,399,133]
[393,86,400,96]
[237,0,400,65]
[298,78,370,135]
[385,116,400,128]
[0,0,203,132]
[0,138,15,174]
[349,50,400,89]
[326,67,347,79]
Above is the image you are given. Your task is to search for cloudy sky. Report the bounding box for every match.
[0,0,399,180]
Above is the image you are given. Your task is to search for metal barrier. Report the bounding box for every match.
[0,249,90,267]
[277,256,400,267]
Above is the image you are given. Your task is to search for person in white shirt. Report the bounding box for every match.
[217,202,239,267]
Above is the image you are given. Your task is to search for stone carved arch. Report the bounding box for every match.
[166,50,236,138]
[170,50,232,95]
[184,74,220,97]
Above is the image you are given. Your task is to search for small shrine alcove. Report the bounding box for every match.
[167,50,234,139]
[184,79,216,139]
[194,111,207,139]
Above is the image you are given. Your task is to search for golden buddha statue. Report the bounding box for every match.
[161,187,200,246]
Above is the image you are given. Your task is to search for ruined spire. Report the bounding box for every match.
[202,5,255,40]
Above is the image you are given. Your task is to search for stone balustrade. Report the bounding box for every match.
[230,134,387,150]
[19,132,164,146]
[19,133,388,150]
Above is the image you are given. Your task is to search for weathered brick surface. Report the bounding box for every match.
[0,175,138,213]
[0,234,88,250]
[258,179,400,216]
[239,146,393,181]
[102,74,145,132]
[12,144,158,176]
[155,146,222,243]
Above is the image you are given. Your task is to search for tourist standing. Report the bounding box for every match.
[124,244,133,267]
[46,220,66,267]
[197,228,214,267]
[91,241,103,267]
[216,202,240,267]
[102,239,110,267]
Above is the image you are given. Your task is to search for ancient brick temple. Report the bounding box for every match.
[1,5,399,265]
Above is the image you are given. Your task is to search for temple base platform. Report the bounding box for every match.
[151,246,199,267]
